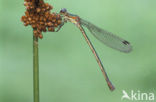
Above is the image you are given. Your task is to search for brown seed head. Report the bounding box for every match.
[21,0,62,39]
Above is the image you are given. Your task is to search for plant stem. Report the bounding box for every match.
[33,35,40,102]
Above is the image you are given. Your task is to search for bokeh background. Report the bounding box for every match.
[1,0,156,102]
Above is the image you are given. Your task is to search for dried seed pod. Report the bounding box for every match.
[52,19,56,23]
[30,14,33,17]
[40,22,44,25]
[47,22,52,26]
[45,11,50,15]
[24,23,29,26]
[48,27,54,32]
[51,13,55,17]
[39,0,44,4]
[40,16,44,21]
[24,2,28,6]
[57,20,62,25]
[42,8,46,12]
[43,17,46,22]
[21,16,26,22]
[33,30,38,35]
[54,23,58,27]
[39,34,43,39]
[36,8,41,13]
[28,17,32,21]
[32,20,36,24]
[45,3,49,7]
[34,16,39,21]
[25,11,29,16]
[48,15,53,21]
[49,5,53,10]
[32,24,36,28]
[45,14,49,19]
[52,15,57,19]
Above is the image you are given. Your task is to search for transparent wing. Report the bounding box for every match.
[79,18,132,53]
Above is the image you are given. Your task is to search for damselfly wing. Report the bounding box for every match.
[79,18,132,53]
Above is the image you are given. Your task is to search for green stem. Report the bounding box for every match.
[33,36,40,102]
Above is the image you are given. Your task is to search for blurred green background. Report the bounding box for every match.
[1,0,156,102]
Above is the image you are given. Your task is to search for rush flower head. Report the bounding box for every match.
[21,0,62,39]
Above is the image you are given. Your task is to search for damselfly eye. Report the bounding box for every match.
[60,8,67,13]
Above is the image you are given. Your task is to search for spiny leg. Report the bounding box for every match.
[55,17,68,32]
[55,22,64,32]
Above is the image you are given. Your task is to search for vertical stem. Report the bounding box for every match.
[33,35,40,102]
[33,0,40,101]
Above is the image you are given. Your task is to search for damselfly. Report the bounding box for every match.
[56,8,132,91]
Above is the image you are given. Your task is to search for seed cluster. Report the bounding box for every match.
[21,0,62,39]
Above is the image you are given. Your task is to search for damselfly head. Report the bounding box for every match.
[60,8,67,13]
